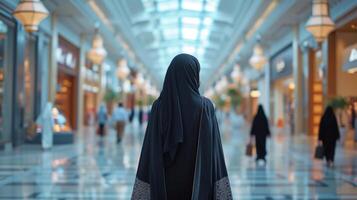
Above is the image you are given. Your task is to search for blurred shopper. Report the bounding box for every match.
[138,106,144,126]
[96,103,108,138]
[129,108,135,123]
[113,102,128,143]
[36,102,54,150]
[132,54,232,200]
[250,105,271,164]
[318,106,340,167]
[351,103,356,129]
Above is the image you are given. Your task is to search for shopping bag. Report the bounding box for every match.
[245,143,254,157]
[314,145,324,159]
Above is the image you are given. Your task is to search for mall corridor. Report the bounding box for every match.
[0,119,357,199]
[1,0,357,199]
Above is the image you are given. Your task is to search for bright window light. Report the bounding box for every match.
[205,2,218,12]
[200,28,210,39]
[182,28,198,40]
[162,28,179,39]
[157,1,179,11]
[182,1,203,11]
[182,45,196,54]
[203,17,213,26]
[160,17,178,26]
[182,17,201,25]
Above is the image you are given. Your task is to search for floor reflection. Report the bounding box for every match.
[0,116,356,199]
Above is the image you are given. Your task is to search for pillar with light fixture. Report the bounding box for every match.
[13,0,49,32]
[305,0,335,43]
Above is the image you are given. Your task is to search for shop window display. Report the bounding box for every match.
[0,20,7,142]
[0,19,13,143]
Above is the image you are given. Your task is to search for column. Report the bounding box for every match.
[292,25,304,135]
[76,34,86,132]
[264,63,271,118]
[48,13,58,103]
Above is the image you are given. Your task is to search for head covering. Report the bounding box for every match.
[132,54,232,200]
[158,53,201,165]
[250,104,270,137]
[318,105,340,141]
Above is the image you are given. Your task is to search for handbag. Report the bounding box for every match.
[245,143,254,157]
[314,145,324,159]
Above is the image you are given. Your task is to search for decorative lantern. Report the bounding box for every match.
[250,88,261,98]
[135,73,145,88]
[305,0,335,43]
[13,0,49,32]
[87,29,107,64]
[230,64,241,83]
[117,59,130,80]
[249,44,266,71]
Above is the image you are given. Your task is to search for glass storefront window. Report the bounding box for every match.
[0,20,6,141]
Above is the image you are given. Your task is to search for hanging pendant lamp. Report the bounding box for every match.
[305,0,335,43]
[230,64,241,83]
[117,59,130,80]
[87,28,107,64]
[13,0,49,32]
[249,44,266,71]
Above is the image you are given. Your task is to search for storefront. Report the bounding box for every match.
[270,44,294,132]
[0,2,50,147]
[54,36,79,132]
[0,6,16,147]
[326,13,357,142]
[83,59,100,126]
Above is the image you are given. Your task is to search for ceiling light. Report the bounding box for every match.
[231,64,241,83]
[87,28,107,65]
[249,44,266,71]
[250,89,261,98]
[305,0,335,43]
[117,59,130,80]
[13,0,49,32]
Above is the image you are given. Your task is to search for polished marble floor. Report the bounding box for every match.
[0,117,357,199]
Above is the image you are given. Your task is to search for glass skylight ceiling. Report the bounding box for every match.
[141,0,220,69]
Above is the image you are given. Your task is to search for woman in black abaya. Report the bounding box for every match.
[318,106,340,167]
[250,105,270,163]
[131,54,232,200]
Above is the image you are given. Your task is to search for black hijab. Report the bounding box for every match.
[159,54,201,165]
[132,54,232,200]
[250,105,270,137]
[318,106,340,142]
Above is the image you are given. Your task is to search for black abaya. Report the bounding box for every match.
[318,106,340,162]
[250,105,270,160]
[131,54,232,200]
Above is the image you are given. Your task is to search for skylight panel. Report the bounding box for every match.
[182,17,201,26]
[182,45,196,54]
[205,1,218,12]
[182,28,198,40]
[160,17,178,26]
[162,28,179,40]
[182,0,203,12]
[200,28,210,39]
[157,1,179,11]
[203,17,213,26]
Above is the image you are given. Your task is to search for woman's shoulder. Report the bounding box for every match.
[200,96,215,112]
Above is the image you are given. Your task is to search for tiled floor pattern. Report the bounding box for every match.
[0,118,356,199]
